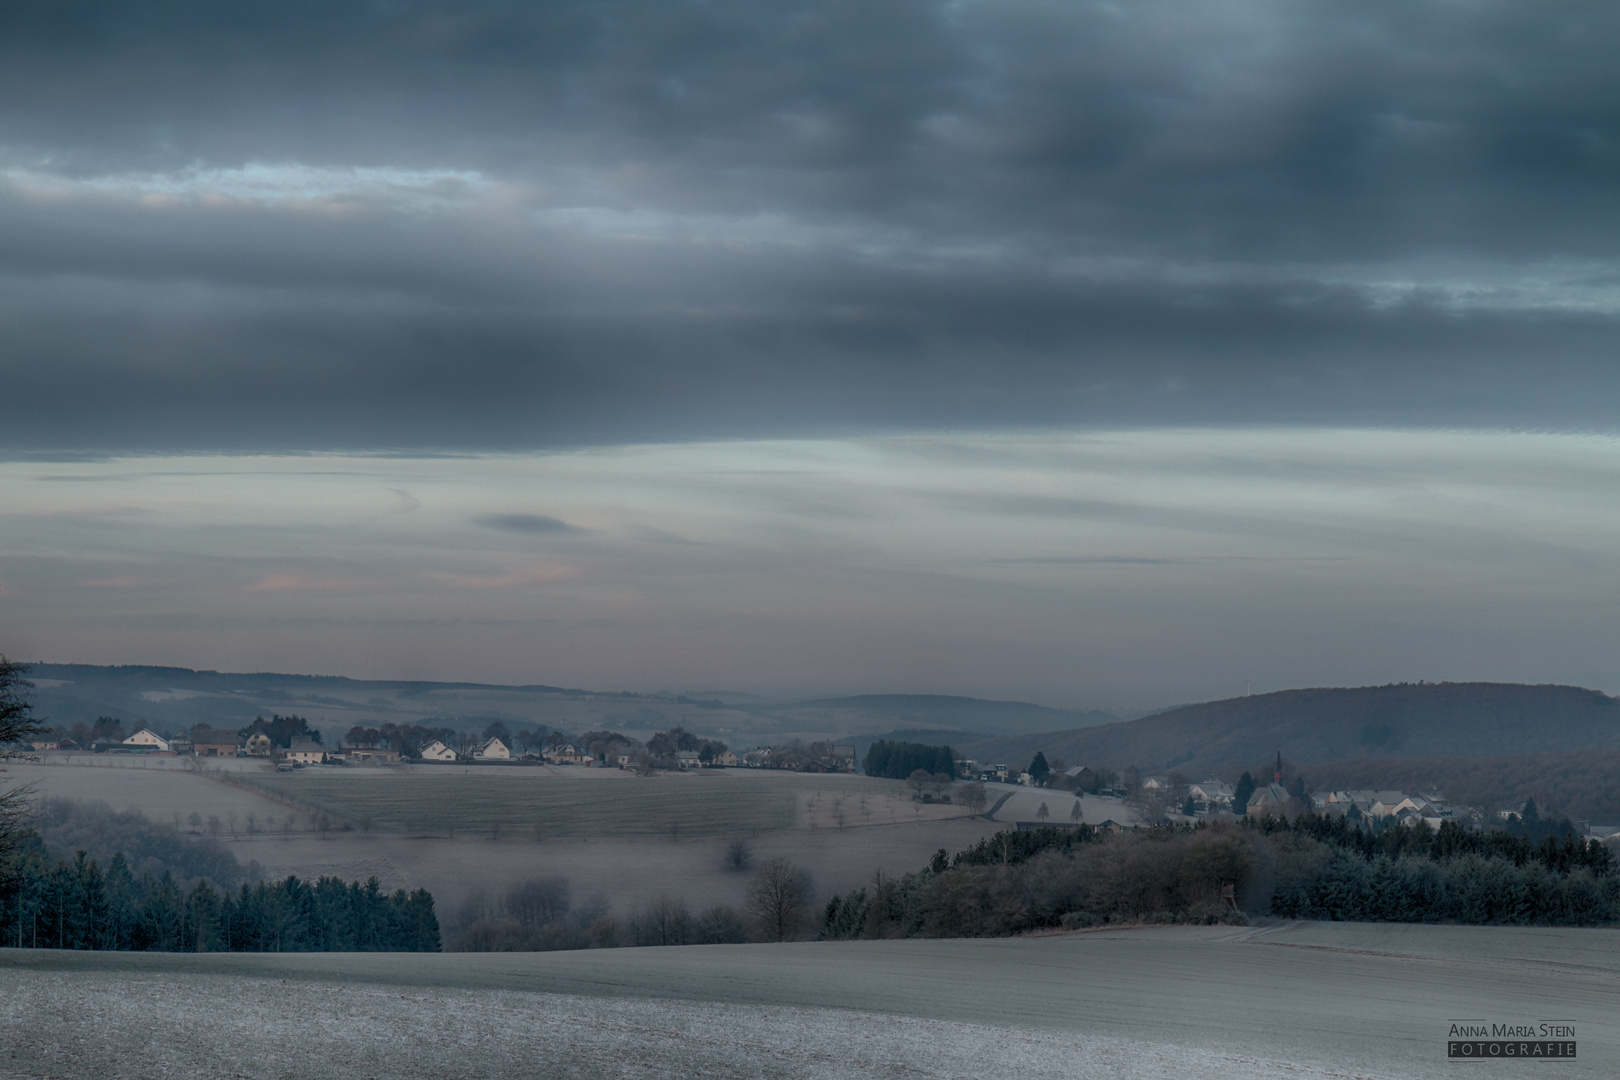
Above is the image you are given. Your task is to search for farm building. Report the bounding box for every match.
[192,728,239,756]
[340,746,400,763]
[243,733,273,757]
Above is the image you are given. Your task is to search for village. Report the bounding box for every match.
[23,722,1615,844]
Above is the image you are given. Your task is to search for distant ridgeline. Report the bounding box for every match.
[862,739,957,780]
[3,806,441,952]
[956,683,1620,810]
[820,812,1618,940]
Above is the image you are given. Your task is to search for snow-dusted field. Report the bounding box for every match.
[4,921,1617,1079]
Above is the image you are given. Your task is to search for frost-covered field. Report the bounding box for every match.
[0,970,1410,1080]
[4,921,1618,1079]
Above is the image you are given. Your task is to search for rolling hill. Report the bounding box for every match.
[18,664,1115,744]
[958,682,1620,778]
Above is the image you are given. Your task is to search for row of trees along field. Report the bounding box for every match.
[863,740,957,780]
[4,834,440,952]
[819,813,1620,940]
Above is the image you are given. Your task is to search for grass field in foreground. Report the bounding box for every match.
[238,771,904,839]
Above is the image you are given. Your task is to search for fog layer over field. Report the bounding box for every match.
[4,921,1617,1078]
[6,761,1083,915]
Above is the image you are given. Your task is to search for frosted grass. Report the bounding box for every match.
[1,968,1412,1080]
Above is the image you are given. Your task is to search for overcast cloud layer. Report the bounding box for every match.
[5,0,1620,451]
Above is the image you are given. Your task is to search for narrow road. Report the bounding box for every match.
[983,789,1017,821]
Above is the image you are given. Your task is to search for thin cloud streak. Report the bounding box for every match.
[1,430,1616,707]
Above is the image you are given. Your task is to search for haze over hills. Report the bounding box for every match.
[18,664,1117,744]
[959,683,1620,778]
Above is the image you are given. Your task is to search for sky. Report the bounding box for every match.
[2,1,1618,708]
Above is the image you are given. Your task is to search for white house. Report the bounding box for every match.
[1141,776,1169,791]
[472,737,510,760]
[1189,780,1234,809]
[418,740,457,762]
[283,739,326,765]
[674,750,702,770]
[122,729,171,752]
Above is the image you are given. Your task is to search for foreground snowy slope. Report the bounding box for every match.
[3,921,1616,1078]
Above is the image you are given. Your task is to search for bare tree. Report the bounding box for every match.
[1037,801,1050,822]
[960,781,989,816]
[506,877,571,928]
[906,769,931,800]
[746,858,812,942]
[633,894,693,945]
[0,657,44,860]
[1070,799,1084,823]
[725,838,753,871]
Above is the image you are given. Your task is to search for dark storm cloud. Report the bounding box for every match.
[3,0,1620,451]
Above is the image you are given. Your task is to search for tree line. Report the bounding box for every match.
[863,740,956,781]
[819,812,1620,941]
[448,857,814,951]
[3,835,440,951]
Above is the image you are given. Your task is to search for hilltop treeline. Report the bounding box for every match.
[863,740,956,781]
[2,836,440,952]
[820,814,1620,940]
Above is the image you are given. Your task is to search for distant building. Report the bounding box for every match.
[166,732,193,754]
[1246,783,1295,818]
[1141,776,1168,791]
[546,744,586,765]
[1189,779,1234,810]
[122,729,171,753]
[472,737,511,760]
[1015,821,1086,832]
[282,739,326,765]
[711,749,740,767]
[673,750,702,770]
[243,732,273,757]
[418,740,457,762]
[829,745,857,772]
[1065,766,1096,788]
[193,728,240,757]
[340,746,401,764]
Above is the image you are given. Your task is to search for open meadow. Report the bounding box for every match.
[3,920,1616,1078]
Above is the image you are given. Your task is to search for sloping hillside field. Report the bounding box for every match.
[2,921,1616,1079]
[238,770,902,839]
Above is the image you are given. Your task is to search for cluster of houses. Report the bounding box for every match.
[737,745,852,772]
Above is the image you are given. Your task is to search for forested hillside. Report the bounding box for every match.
[960,683,1620,777]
